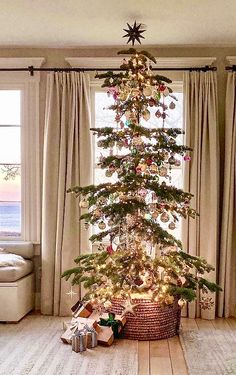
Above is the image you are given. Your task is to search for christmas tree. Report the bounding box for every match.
[62,31,220,314]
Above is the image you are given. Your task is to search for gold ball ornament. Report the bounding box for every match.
[143,86,152,96]
[79,199,89,208]
[160,212,169,223]
[98,221,106,230]
[152,211,159,219]
[168,222,176,230]
[159,166,168,177]
[142,109,151,121]
[149,163,158,173]
[105,170,113,177]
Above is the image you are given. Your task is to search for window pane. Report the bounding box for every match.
[0,163,21,237]
[0,127,20,163]
[0,90,21,125]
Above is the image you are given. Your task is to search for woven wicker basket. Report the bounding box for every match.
[111,297,181,340]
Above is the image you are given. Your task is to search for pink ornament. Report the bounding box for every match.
[183,155,191,161]
[107,86,119,100]
[106,245,113,255]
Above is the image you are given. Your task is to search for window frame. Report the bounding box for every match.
[0,58,44,242]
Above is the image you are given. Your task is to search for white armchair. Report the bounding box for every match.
[0,241,35,322]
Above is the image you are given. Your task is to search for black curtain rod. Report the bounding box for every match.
[0,65,217,76]
[226,65,236,71]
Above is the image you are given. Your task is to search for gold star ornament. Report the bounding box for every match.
[123,21,146,45]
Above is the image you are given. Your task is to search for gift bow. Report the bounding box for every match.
[99,313,121,338]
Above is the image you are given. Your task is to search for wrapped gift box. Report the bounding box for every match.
[97,326,114,346]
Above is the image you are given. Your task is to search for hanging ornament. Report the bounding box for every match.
[133,136,143,146]
[120,121,125,129]
[131,147,138,155]
[149,163,158,173]
[175,159,181,167]
[105,170,113,177]
[106,244,114,254]
[149,98,156,107]
[138,188,147,197]
[152,211,159,219]
[108,219,114,226]
[143,86,152,96]
[84,222,89,230]
[79,198,89,208]
[138,162,147,172]
[155,110,162,118]
[184,155,191,161]
[142,109,151,121]
[159,166,168,177]
[168,222,176,230]
[160,212,169,223]
[163,87,170,97]
[168,155,176,165]
[98,221,106,230]
[93,208,102,218]
[169,101,176,110]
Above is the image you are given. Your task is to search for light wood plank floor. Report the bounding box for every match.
[138,318,236,375]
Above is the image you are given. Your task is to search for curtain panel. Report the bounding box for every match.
[183,71,219,319]
[41,72,92,316]
[218,72,236,318]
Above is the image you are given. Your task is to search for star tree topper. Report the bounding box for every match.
[123,21,146,45]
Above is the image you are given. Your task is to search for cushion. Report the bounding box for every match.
[0,242,34,259]
[0,252,27,267]
[0,259,33,282]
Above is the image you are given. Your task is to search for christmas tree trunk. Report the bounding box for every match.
[62,47,221,340]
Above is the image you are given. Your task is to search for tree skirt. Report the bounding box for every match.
[180,327,236,375]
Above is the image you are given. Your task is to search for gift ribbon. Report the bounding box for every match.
[99,313,122,338]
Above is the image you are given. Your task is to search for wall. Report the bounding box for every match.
[0,45,234,309]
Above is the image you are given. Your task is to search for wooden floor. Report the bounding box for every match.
[138,317,236,375]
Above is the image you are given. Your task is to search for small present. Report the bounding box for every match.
[72,301,93,318]
[97,326,114,346]
[84,325,98,348]
[99,312,126,338]
[61,317,98,344]
[72,331,87,353]
[61,327,76,344]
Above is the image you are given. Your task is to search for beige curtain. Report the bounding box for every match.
[183,71,219,319]
[218,72,236,318]
[41,72,92,316]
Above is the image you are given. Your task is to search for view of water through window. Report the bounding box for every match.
[0,90,21,237]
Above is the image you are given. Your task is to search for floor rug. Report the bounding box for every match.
[0,315,138,375]
[180,328,236,375]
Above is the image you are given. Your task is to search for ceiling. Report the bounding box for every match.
[1,0,236,48]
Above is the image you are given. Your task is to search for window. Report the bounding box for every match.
[92,84,184,241]
[0,57,44,241]
[0,90,21,237]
